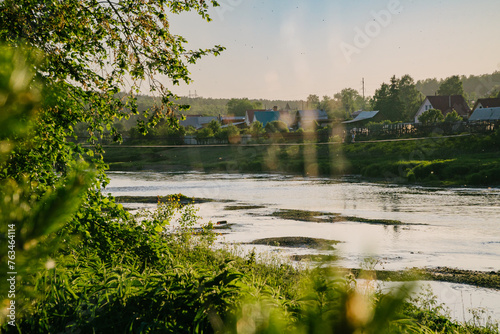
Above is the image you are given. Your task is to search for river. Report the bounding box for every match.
[105,171,500,325]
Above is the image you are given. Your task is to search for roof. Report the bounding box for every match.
[342,111,380,124]
[350,110,362,118]
[425,95,470,117]
[222,116,245,124]
[297,110,328,119]
[180,116,217,129]
[245,109,269,124]
[471,98,500,111]
[254,111,280,126]
[468,107,500,121]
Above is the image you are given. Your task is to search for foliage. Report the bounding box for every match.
[250,121,266,136]
[216,124,241,143]
[129,118,186,144]
[0,0,225,182]
[265,120,289,134]
[2,2,500,333]
[306,94,320,109]
[0,45,94,323]
[195,127,214,140]
[318,95,333,113]
[372,75,422,122]
[334,88,365,116]
[208,118,222,134]
[444,110,463,122]
[418,108,444,124]
[438,75,465,96]
[416,72,500,99]
[227,98,262,116]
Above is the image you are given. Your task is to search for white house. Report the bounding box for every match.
[414,95,470,123]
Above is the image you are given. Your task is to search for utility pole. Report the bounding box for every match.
[362,78,365,110]
[362,78,365,99]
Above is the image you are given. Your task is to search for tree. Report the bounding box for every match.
[444,110,462,122]
[397,74,423,121]
[438,75,465,96]
[416,78,440,96]
[306,94,320,109]
[372,75,421,122]
[317,95,332,113]
[0,47,94,316]
[0,0,225,322]
[250,121,265,136]
[265,120,289,133]
[372,76,403,122]
[225,123,240,140]
[0,0,225,184]
[418,108,444,124]
[227,98,261,116]
[207,119,221,134]
[195,127,214,141]
[334,88,363,117]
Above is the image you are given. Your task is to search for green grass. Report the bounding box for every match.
[103,133,500,186]
[7,197,499,333]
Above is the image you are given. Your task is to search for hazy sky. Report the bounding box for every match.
[167,0,500,100]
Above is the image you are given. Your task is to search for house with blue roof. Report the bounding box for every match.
[254,111,280,127]
[294,110,329,129]
[469,107,500,121]
[342,111,380,125]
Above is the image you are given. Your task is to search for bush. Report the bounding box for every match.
[265,120,289,134]
[418,108,444,125]
[444,110,462,123]
[195,127,214,140]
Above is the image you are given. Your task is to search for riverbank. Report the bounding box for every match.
[96,177,500,332]
[103,132,500,186]
[114,195,500,290]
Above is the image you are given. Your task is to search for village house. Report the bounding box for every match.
[294,109,329,129]
[245,106,294,128]
[221,116,246,128]
[414,95,470,123]
[470,98,500,116]
[469,107,500,122]
[179,115,217,129]
[342,110,381,126]
[245,109,272,126]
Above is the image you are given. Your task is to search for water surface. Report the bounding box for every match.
[106,171,500,324]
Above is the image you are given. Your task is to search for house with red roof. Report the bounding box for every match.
[414,95,470,123]
[470,98,500,117]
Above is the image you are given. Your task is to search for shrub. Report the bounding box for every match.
[418,108,444,124]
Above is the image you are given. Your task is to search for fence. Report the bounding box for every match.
[74,120,499,146]
[346,120,499,142]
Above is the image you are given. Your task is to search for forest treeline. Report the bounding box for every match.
[118,71,500,130]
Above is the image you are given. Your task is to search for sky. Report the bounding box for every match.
[166,0,500,101]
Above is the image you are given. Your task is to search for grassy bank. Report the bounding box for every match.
[9,194,498,333]
[103,132,500,186]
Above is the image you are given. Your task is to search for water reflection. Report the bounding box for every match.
[107,171,500,324]
[106,171,500,272]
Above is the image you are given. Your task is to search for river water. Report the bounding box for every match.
[105,171,500,324]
